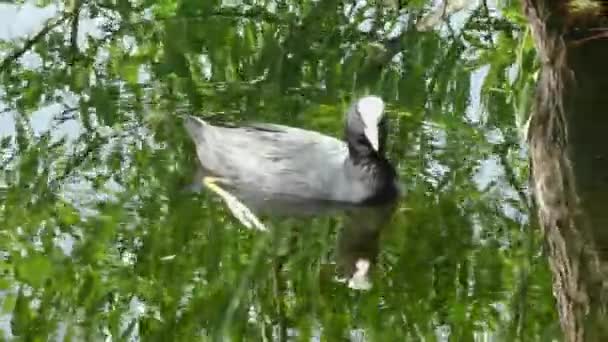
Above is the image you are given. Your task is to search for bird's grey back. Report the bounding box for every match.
[184,116,371,204]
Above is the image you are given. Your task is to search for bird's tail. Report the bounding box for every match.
[183,115,208,143]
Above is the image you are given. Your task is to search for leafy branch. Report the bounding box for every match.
[0,12,71,74]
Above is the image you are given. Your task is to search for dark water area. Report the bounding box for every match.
[0,1,562,340]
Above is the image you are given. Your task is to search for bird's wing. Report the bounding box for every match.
[185,117,351,201]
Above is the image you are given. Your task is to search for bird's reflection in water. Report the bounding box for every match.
[198,177,399,290]
[334,202,397,290]
[183,96,400,290]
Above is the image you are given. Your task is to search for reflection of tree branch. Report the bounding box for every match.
[0,148,17,172]
[151,6,283,24]
[495,141,531,211]
[497,137,538,339]
[209,7,282,23]
[426,4,512,107]
[425,9,477,98]
[508,219,536,339]
[51,106,79,129]
[272,255,287,341]
[47,134,101,191]
[511,204,543,339]
[512,262,529,339]
[0,13,70,73]
[70,0,83,54]
[426,37,465,103]
[47,125,138,191]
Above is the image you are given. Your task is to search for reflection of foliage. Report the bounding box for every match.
[0,0,558,340]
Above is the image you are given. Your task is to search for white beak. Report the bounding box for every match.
[364,126,379,151]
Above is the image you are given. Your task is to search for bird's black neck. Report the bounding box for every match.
[346,141,398,205]
[346,131,381,161]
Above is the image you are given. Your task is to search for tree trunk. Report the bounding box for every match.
[524,1,608,341]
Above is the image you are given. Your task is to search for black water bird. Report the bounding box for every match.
[183,95,399,215]
[184,96,400,290]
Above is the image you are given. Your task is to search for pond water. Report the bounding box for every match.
[0,1,561,340]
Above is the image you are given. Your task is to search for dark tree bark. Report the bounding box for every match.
[524,1,608,341]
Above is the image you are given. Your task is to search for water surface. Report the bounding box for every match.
[0,1,559,340]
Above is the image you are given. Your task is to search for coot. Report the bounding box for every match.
[185,96,400,289]
[185,95,397,206]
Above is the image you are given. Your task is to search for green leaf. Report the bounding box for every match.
[1,293,16,313]
[0,276,11,291]
[15,254,53,288]
[56,201,79,226]
[10,289,32,336]
[120,62,140,85]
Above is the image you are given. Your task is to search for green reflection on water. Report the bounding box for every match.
[0,0,560,340]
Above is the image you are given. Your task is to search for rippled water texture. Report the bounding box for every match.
[0,1,563,340]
